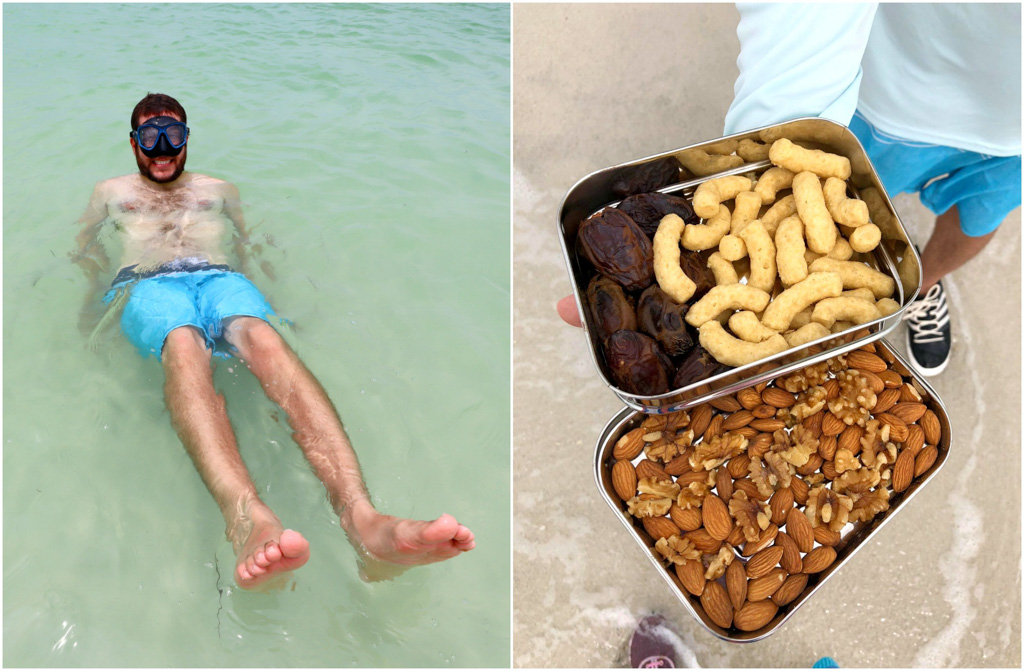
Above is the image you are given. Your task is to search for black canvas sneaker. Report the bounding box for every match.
[903,280,952,376]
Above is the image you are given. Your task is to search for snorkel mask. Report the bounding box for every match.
[131,115,189,157]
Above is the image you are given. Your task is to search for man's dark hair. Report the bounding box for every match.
[131,93,187,130]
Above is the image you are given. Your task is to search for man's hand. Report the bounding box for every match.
[556,294,583,328]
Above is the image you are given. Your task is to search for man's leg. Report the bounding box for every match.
[222,317,475,580]
[919,205,996,292]
[161,325,310,589]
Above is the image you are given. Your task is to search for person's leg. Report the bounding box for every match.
[222,317,475,580]
[161,325,310,589]
[919,205,997,292]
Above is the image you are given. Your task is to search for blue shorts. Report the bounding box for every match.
[850,111,1021,237]
[104,266,275,360]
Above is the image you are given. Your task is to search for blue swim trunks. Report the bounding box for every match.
[104,258,276,360]
[850,111,1022,237]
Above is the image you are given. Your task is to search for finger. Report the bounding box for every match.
[556,295,583,328]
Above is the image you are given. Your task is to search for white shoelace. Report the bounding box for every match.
[902,284,950,344]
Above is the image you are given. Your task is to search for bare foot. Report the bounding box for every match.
[230,510,310,590]
[346,502,475,581]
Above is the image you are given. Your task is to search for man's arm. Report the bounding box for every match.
[71,182,113,335]
[222,182,276,280]
[724,3,879,135]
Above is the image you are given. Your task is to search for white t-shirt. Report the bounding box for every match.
[723,3,1021,157]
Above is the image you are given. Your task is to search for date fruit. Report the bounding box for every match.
[637,285,695,358]
[605,330,673,396]
[577,209,654,292]
[610,157,681,198]
[587,275,637,343]
[617,192,697,238]
[678,250,716,301]
[672,344,727,389]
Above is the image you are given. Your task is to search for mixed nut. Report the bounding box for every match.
[607,337,944,634]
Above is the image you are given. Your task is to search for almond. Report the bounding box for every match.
[642,516,680,540]
[716,468,734,504]
[920,409,942,446]
[821,412,845,436]
[703,414,724,442]
[858,369,885,394]
[786,507,814,553]
[776,531,803,573]
[873,388,901,414]
[761,387,796,408]
[818,434,838,461]
[733,426,759,439]
[900,382,923,402]
[746,568,787,601]
[741,524,778,556]
[801,411,823,437]
[737,388,763,410]
[789,477,809,506]
[734,600,778,632]
[915,445,938,478]
[771,573,809,607]
[891,402,927,424]
[710,395,742,413]
[822,378,840,400]
[726,524,746,547]
[903,424,925,457]
[685,528,723,554]
[812,524,842,547]
[749,418,786,432]
[611,460,638,501]
[665,451,694,476]
[734,478,769,501]
[613,427,645,460]
[635,459,669,481]
[876,412,909,443]
[751,404,777,419]
[892,449,915,492]
[702,494,733,541]
[877,369,903,388]
[821,459,837,480]
[837,424,863,455]
[796,453,824,476]
[675,559,705,596]
[669,504,701,532]
[745,546,784,579]
[700,580,734,629]
[726,560,747,611]
[722,409,755,431]
[747,432,773,458]
[727,453,752,479]
[846,350,887,373]
[689,403,713,437]
[769,487,794,526]
[801,546,837,573]
[677,470,712,487]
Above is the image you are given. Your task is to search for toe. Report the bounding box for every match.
[419,514,460,543]
[263,542,283,563]
[454,525,474,543]
[279,529,310,559]
[255,550,270,568]
[247,556,267,576]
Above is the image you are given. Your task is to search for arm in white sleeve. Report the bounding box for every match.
[723,3,879,135]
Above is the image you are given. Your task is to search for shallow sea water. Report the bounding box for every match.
[3,3,510,667]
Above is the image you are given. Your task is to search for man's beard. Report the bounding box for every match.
[135,149,186,184]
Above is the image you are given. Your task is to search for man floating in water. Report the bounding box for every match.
[72,93,475,589]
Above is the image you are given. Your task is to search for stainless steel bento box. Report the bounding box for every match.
[558,118,923,414]
[593,340,951,642]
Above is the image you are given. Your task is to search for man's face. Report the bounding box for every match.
[131,111,187,184]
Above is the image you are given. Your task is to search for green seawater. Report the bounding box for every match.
[3,4,510,667]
